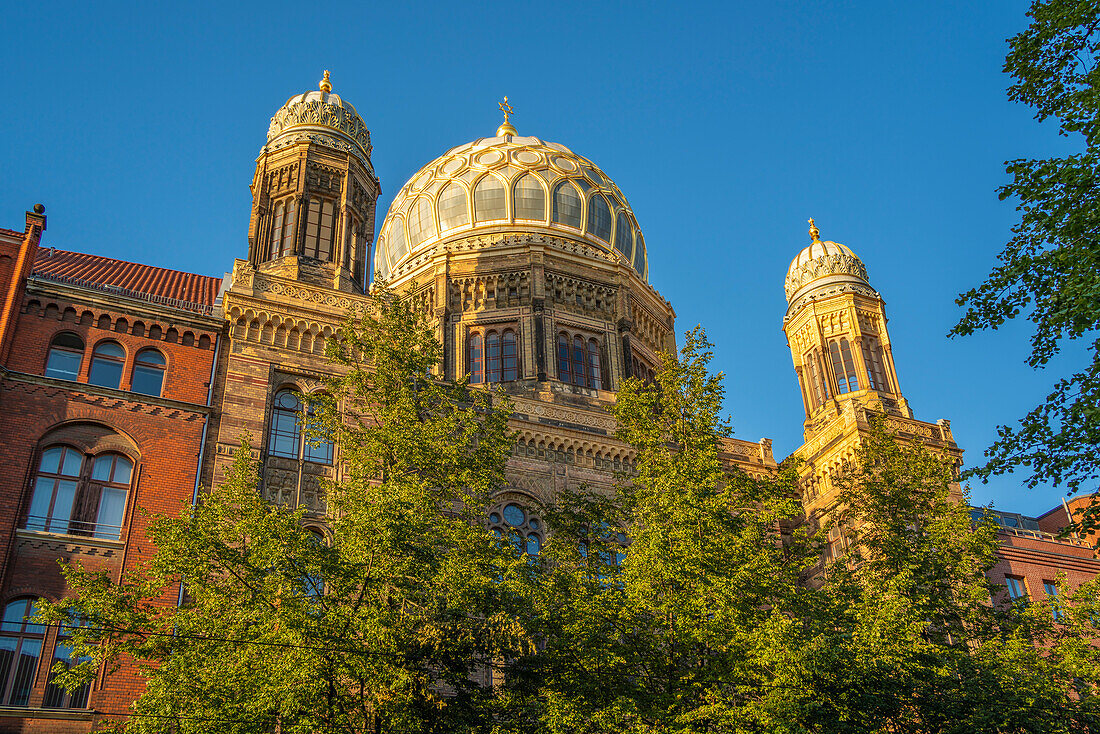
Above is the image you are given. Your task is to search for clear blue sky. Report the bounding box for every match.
[1,0,1082,515]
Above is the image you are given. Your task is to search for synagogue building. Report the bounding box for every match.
[0,74,1094,731]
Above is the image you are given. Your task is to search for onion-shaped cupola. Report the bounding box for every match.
[246,72,380,293]
[373,110,648,285]
[784,218,873,315]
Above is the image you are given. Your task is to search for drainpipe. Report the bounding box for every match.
[177,330,222,608]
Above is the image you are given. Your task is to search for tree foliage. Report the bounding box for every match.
[37,285,528,733]
[951,0,1100,497]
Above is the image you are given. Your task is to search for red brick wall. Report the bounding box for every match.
[0,284,220,728]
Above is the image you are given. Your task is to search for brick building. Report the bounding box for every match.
[0,73,1092,730]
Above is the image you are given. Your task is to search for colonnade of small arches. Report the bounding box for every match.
[24,299,212,349]
[227,306,337,355]
[513,436,637,474]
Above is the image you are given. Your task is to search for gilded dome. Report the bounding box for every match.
[373,133,648,283]
[784,221,870,304]
[265,71,373,168]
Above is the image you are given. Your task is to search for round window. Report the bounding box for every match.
[502,504,525,527]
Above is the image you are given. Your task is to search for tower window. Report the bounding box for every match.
[473,176,507,222]
[487,332,501,382]
[804,348,830,408]
[303,199,336,261]
[502,330,518,381]
[469,328,519,384]
[45,332,83,381]
[552,181,582,228]
[269,201,285,260]
[558,331,601,388]
[861,338,889,392]
[279,199,298,257]
[829,338,859,394]
[587,338,601,389]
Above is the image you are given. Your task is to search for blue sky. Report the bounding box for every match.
[1,0,1083,514]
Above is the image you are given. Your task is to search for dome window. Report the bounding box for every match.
[438,183,469,231]
[614,212,632,258]
[513,174,546,221]
[633,233,647,275]
[373,236,389,282]
[389,216,408,261]
[473,176,507,222]
[587,194,612,242]
[552,181,582,228]
[407,198,435,247]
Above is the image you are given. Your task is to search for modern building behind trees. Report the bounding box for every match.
[0,73,1093,731]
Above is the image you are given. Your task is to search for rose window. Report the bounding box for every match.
[488,502,542,556]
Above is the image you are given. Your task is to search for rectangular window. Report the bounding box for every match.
[1044,581,1063,620]
[1006,576,1028,604]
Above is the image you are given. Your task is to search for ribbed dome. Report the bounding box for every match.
[265,72,373,168]
[373,133,647,283]
[785,236,869,303]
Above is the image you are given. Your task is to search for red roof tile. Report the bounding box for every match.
[31,249,222,310]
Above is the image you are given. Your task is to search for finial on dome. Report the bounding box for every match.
[808,217,821,243]
[497,96,517,137]
[319,70,332,94]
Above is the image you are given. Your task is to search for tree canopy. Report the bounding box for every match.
[951,0,1100,501]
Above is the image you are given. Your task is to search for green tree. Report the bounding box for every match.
[37,286,529,733]
[526,328,827,732]
[823,418,1099,732]
[951,0,1100,501]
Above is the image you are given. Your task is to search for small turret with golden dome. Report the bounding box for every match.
[782,219,908,431]
[246,71,381,293]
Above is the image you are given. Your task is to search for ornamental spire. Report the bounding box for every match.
[808,217,821,243]
[497,96,517,137]
[319,70,332,94]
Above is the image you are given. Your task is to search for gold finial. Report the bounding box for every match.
[319,70,332,94]
[497,96,517,137]
[808,217,821,243]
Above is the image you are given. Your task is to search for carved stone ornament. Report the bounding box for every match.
[267,98,373,163]
[784,251,870,301]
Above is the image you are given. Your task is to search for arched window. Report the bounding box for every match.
[861,338,889,391]
[438,183,470,230]
[614,211,632,258]
[502,330,518,382]
[513,174,546,220]
[303,199,336,261]
[486,332,502,383]
[374,237,390,282]
[468,333,483,384]
[267,389,334,465]
[557,334,571,383]
[45,332,83,381]
[407,197,434,247]
[0,598,45,706]
[587,338,601,389]
[88,342,125,389]
[269,201,285,260]
[829,338,860,394]
[389,216,408,261]
[586,194,612,242]
[488,503,542,557]
[473,176,506,221]
[279,199,298,257]
[552,181,582,227]
[633,233,646,275]
[26,447,132,539]
[42,616,90,709]
[804,348,830,408]
[572,336,586,387]
[131,349,166,397]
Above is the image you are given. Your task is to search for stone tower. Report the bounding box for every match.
[782,220,961,559]
[246,71,379,293]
